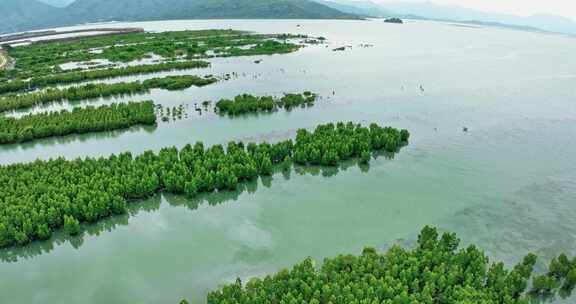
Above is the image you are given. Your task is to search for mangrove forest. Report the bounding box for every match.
[0,122,409,248]
[0,29,307,81]
[0,60,210,95]
[0,75,217,113]
[215,92,317,116]
[0,101,156,144]
[204,226,576,304]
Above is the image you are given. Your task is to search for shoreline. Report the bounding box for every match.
[0,27,144,46]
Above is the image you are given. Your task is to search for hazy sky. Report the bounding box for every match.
[376,0,576,19]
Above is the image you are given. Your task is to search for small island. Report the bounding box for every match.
[215,92,316,116]
[384,17,404,24]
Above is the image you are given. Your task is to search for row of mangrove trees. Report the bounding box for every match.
[0,122,409,248]
[0,101,156,144]
[0,60,210,95]
[215,92,316,116]
[0,75,216,113]
[202,226,576,304]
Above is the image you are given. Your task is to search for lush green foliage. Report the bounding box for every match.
[530,253,576,295]
[0,0,354,35]
[279,92,317,109]
[0,60,210,95]
[0,122,408,248]
[142,75,216,91]
[63,215,80,236]
[293,122,410,166]
[3,30,303,80]
[0,75,216,113]
[206,226,575,304]
[215,92,316,116]
[0,101,156,144]
[0,82,146,113]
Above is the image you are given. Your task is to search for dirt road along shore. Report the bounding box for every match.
[0,48,8,70]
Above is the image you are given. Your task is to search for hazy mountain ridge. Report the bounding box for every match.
[36,0,74,7]
[383,1,576,34]
[315,0,576,35]
[67,0,355,22]
[0,0,70,34]
[0,0,356,35]
[3,0,576,36]
[312,0,391,17]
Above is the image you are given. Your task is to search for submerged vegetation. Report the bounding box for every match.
[0,75,216,113]
[156,104,187,122]
[215,92,316,116]
[0,122,408,248]
[205,226,576,304]
[0,101,156,144]
[0,60,210,95]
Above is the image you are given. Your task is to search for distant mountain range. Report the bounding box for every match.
[0,0,356,34]
[37,0,74,7]
[312,0,392,17]
[1,0,69,35]
[316,0,576,35]
[66,0,356,22]
[2,0,576,36]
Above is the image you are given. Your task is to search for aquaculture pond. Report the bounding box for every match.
[1,19,576,304]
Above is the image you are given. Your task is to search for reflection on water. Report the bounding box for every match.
[3,91,160,119]
[0,155,387,263]
[0,195,160,263]
[0,124,157,152]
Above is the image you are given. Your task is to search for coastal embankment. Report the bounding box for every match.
[0,27,144,46]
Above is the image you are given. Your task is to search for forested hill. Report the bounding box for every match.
[0,0,69,34]
[0,0,357,34]
[67,0,356,21]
